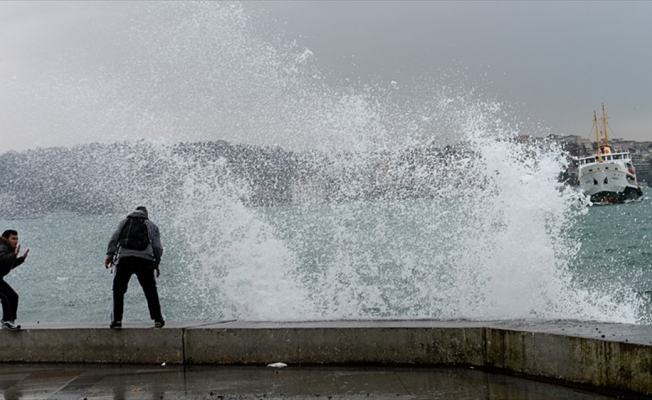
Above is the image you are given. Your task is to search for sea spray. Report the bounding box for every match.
[172,154,310,320]
[466,131,637,321]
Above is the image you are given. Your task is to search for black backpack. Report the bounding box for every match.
[118,217,150,251]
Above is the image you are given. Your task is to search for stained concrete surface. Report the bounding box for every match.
[2,320,652,397]
[0,363,621,400]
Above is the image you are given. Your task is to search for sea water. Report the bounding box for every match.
[0,191,649,324]
[1,2,649,325]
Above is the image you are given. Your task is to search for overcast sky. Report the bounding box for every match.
[1,1,651,152]
[252,1,652,140]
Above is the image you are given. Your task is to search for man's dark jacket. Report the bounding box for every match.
[0,237,24,278]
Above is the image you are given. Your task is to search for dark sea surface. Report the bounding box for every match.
[572,188,652,323]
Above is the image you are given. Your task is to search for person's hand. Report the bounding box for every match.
[21,248,29,260]
[14,244,20,256]
[104,256,113,269]
[155,267,161,278]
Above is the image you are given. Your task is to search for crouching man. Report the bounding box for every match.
[0,229,29,330]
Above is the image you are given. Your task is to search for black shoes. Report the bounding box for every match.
[154,320,165,328]
[1,320,21,331]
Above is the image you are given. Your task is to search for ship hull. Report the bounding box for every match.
[588,185,642,204]
[578,160,642,204]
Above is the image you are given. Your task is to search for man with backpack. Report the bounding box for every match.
[104,206,164,329]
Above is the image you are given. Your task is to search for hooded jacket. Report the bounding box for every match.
[106,209,164,264]
[0,237,25,278]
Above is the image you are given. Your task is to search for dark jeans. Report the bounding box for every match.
[112,257,163,322]
[0,279,18,322]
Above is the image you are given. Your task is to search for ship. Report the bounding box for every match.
[576,104,643,204]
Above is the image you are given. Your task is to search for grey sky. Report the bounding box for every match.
[251,1,652,140]
[1,1,651,152]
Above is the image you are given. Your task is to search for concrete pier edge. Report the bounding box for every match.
[1,320,651,396]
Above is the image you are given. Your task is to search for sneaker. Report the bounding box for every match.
[1,320,21,331]
[154,320,165,328]
[109,321,122,329]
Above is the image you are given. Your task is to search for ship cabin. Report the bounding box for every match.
[577,151,631,167]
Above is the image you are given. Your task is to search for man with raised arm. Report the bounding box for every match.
[0,229,29,330]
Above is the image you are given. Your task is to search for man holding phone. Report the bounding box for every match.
[0,229,29,330]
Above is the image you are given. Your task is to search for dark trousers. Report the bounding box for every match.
[112,257,163,322]
[0,279,18,322]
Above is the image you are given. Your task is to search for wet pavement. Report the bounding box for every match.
[0,363,626,400]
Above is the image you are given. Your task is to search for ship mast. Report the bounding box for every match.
[594,110,602,162]
[594,103,611,163]
[601,103,610,150]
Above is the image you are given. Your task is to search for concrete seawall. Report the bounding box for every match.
[1,320,651,396]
